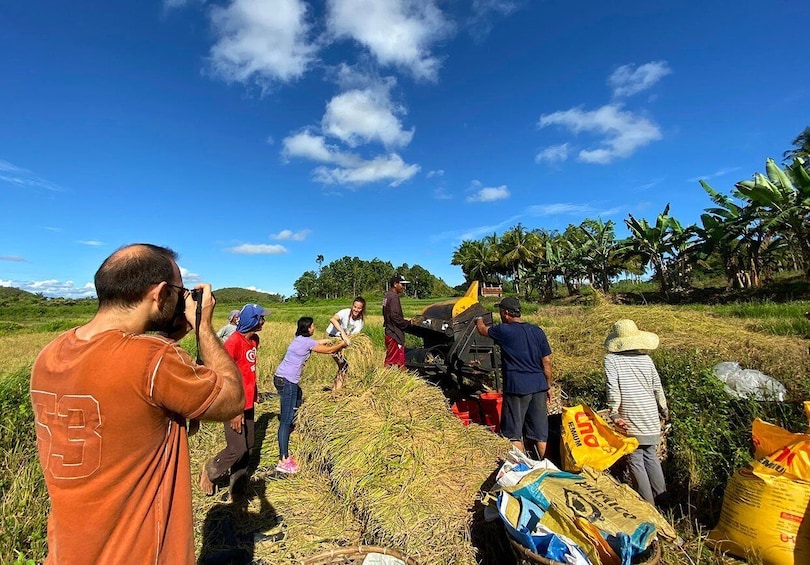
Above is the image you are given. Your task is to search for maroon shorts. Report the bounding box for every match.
[384,335,405,367]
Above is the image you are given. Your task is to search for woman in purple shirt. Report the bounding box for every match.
[274,316,347,474]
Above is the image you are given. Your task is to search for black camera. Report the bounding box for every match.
[191,288,203,302]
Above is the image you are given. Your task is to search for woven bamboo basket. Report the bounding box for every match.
[300,545,421,565]
[508,537,661,565]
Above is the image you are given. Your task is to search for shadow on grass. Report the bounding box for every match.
[198,411,280,565]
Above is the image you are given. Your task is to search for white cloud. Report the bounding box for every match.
[322,88,414,148]
[434,187,452,200]
[467,183,510,203]
[0,279,96,299]
[525,203,595,216]
[686,167,742,183]
[608,61,671,97]
[283,131,346,164]
[313,153,420,187]
[0,256,25,262]
[326,0,452,80]
[0,159,62,191]
[178,266,202,284]
[208,0,317,87]
[427,169,445,178]
[467,0,520,40]
[162,0,197,9]
[245,285,280,295]
[77,240,104,247]
[458,215,522,240]
[535,143,569,164]
[283,131,419,187]
[538,104,662,164]
[271,229,311,241]
[283,71,419,187]
[227,243,288,255]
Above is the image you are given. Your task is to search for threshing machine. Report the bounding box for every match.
[405,282,502,392]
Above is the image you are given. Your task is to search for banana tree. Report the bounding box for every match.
[622,204,688,294]
[698,180,768,288]
[735,158,810,279]
[577,218,623,292]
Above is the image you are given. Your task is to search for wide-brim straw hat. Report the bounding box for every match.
[604,319,659,352]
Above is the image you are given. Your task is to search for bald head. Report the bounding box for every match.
[95,244,179,309]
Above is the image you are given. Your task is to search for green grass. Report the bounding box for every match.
[0,368,47,564]
[684,300,810,338]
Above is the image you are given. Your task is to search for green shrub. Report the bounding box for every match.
[0,368,48,564]
[559,370,606,408]
[653,348,805,525]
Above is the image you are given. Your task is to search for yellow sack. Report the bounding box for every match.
[707,467,810,565]
[561,404,639,472]
[751,418,810,481]
[708,410,810,565]
[502,467,677,542]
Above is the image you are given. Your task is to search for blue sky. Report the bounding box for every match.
[1,0,807,298]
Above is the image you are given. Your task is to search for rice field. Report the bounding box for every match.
[2,296,810,564]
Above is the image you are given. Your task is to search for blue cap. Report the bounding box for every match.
[236,304,270,333]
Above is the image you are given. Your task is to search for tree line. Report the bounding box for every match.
[452,136,810,301]
[293,256,455,300]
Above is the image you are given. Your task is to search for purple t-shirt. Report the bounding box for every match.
[275,335,318,384]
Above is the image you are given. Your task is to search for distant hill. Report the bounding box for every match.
[0,286,57,307]
[0,285,283,306]
[213,287,285,305]
[0,286,39,302]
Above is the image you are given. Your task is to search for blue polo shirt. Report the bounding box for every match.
[488,322,552,394]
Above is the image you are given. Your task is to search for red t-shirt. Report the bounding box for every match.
[224,331,257,409]
[30,329,223,565]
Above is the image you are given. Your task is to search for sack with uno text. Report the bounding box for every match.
[560,404,639,473]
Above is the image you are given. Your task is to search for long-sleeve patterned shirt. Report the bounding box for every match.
[605,351,668,445]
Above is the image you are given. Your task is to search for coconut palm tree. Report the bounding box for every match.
[783,127,810,163]
[451,239,497,284]
[498,224,540,298]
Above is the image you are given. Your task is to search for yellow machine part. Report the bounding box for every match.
[452,281,480,318]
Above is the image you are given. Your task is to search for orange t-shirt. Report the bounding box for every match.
[30,329,223,564]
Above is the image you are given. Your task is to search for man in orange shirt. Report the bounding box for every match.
[30,244,244,564]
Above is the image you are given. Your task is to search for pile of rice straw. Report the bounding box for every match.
[295,367,511,564]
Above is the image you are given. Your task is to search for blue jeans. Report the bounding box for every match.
[275,376,302,459]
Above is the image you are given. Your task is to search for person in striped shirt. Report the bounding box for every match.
[604,319,669,505]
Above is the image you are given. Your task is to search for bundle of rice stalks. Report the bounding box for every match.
[253,471,366,564]
[296,368,511,565]
[343,333,378,378]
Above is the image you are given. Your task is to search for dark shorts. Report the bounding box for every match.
[501,391,548,442]
[384,335,405,367]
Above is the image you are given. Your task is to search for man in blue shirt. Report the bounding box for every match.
[476,297,553,458]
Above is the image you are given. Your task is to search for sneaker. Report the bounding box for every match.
[287,456,301,473]
[275,459,300,474]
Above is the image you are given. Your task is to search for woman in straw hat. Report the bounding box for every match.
[604,319,669,506]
